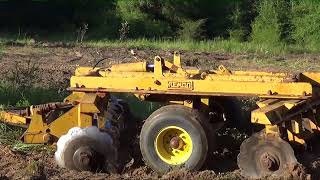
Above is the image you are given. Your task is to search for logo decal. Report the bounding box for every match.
[168,81,194,90]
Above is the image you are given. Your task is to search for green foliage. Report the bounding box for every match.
[24,160,44,177]
[0,59,67,106]
[0,82,66,106]
[86,38,299,55]
[116,0,173,38]
[1,0,320,54]
[251,0,282,45]
[15,96,31,107]
[177,19,206,41]
[0,123,47,152]
[0,123,22,145]
[229,5,246,41]
[292,0,320,51]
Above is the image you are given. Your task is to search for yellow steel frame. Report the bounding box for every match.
[2,52,320,147]
[70,54,312,99]
[68,52,320,146]
[0,93,108,144]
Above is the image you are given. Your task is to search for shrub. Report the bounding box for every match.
[251,0,282,45]
[292,0,320,51]
[177,19,206,41]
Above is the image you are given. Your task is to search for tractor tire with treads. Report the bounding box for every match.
[140,105,215,174]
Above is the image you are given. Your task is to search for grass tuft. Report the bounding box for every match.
[0,123,51,153]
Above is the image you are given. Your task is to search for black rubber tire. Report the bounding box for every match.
[140,105,213,174]
[209,97,251,131]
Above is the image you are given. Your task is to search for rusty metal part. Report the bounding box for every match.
[260,152,280,172]
[73,146,99,171]
[237,131,297,179]
[170,136,184,150]
[34,102,73,114]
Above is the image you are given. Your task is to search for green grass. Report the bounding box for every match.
[1,36,319,56]
[0,81,67,106]
[0,123,49,152]
[86,39,316,55]
[0,82,64,152]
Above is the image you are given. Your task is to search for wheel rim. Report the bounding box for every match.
[155,126,193,165]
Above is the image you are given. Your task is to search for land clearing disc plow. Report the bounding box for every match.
[1,52,320,178]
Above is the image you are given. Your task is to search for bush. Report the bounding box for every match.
[116,0,173,38]
[251,0,282,45]
[177,19,206,41]
[292,0,320,51]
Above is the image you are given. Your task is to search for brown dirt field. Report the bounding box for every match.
[1,45,320,87]
[1,45,320,179]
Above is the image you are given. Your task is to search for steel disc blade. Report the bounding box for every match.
[55,126,117,171]
[237,132,297,179]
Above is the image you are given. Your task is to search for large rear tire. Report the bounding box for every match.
[140,105,214,174]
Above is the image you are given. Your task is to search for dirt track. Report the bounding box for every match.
[1,45,320,179]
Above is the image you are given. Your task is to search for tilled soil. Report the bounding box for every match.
[1,45,320,87]
[0,143,242,180]
[0,142,313,180]
[1,45,320,179]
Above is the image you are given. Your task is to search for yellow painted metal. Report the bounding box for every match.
[22,109,47,143]
[183,100,193,108]
[0,111,27,125]
[154,56,163,77]
[80,93,101,113]
[291,120,300,134]
[302,118,320,132]
[287,130,305,145]
[3,52,320,149]
[169,101,184,105]
[70,56,313,99]
[203,73,294,83]
[265,125,280,134]
[22,105,85,143]
[20,93,106,144]
[257,99,280,108]
[173,51,181,67]
[301,72,320,86]
[70,76,312,99]
[217,65,232,75]
[155,126,193,165]
[200,98,209,106]
[251,100,306,125]
[64,92,86,103]
[67,55,320,149]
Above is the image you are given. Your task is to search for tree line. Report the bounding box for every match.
[0,0,319,49]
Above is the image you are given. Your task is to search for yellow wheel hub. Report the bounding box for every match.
[155,126,193,165]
